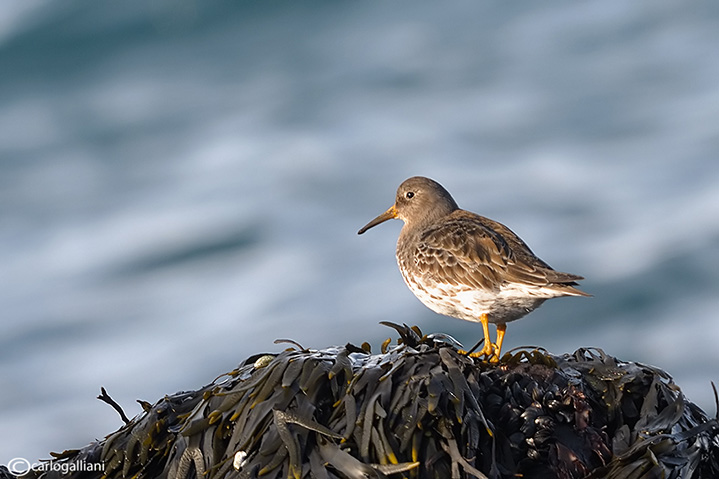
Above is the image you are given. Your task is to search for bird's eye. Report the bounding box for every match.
[406,191,415,199]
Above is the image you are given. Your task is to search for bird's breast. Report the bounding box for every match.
[396,248,549,323]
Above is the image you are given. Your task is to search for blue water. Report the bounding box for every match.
[2,0,719,465]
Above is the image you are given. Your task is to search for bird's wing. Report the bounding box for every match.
[414,217,562,290]
[475,215,584,285]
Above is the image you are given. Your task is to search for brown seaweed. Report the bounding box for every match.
[20,323,719,479]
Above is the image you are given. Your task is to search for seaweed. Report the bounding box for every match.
[20,323,719,479]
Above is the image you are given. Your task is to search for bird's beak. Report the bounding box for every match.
[357,205,398,234]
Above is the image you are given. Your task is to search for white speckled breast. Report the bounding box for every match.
[397,251,555,324]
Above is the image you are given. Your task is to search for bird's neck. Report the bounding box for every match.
[398,210,452,245]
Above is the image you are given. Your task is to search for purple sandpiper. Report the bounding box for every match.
[358,176,589,362]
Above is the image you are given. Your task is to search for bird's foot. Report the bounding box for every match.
[459,342,500,363]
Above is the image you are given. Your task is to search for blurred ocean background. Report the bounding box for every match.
[2,0,719,465]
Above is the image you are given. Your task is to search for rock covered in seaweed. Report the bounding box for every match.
[23,323,719,479]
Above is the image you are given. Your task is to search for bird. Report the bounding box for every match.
[357,176,589,362]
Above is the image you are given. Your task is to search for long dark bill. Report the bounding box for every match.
[357,205,398,234]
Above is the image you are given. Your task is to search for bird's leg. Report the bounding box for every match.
[488,323,507,364]
[469,313,496,359]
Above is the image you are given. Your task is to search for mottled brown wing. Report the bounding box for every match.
[472,212,585,285]
[414,215,563,290]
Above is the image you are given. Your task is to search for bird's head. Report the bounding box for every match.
[358,176,459,234]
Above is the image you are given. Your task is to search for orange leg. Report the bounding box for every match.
[469,313,496,359]
[489,323,507,363]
